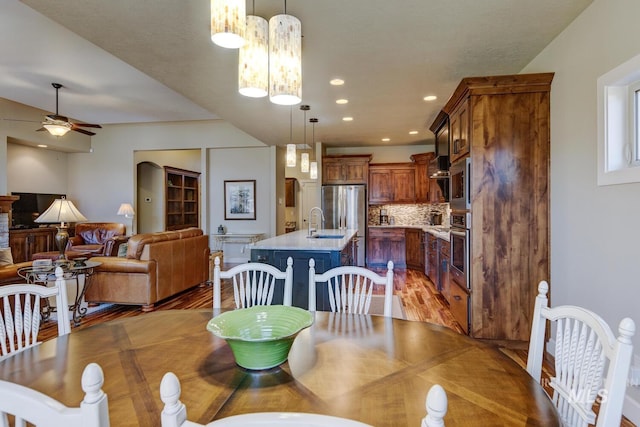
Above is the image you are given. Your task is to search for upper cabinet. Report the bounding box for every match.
[322,155,371,185]
[368,163,415,204]
[165,166,200,231]
[449,98,470,163]
[409,153,434,203]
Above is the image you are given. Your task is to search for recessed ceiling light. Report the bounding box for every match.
[423,95,437,101]
[336,99,348,104]
[330,78,345,86]
[382,138,390,142]
[342,117,353,122]
[409,130,419,135]
[37,144,48,148]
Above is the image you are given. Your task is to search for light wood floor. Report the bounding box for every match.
[37,265,635,427]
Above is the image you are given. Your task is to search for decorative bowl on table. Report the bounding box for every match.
[207,305,314,370]
[73,257,88,267]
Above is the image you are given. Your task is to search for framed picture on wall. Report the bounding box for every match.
[224,180,256,220]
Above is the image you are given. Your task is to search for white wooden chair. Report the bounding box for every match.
[422,384,447,427]
[212,257,293,310]
[526,281,635,427]
[308,259,394,317]
[0,266,71,360]
[160,372,373,426]
[0,362,109,426]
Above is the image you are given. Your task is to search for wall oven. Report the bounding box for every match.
[449,156,471,211]
[450,211,470,290]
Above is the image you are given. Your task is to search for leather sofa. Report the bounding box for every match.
[85,228,210,311]
[67,222,127,256]
[0,261,32,286]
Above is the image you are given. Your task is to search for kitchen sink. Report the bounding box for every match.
[307,234,345,239]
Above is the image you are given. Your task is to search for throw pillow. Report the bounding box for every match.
[80,229,102,244]
[0,248,14,266]
[117,243,128,258]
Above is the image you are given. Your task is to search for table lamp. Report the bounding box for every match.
[117,203,135,235]
[34,197,88,259]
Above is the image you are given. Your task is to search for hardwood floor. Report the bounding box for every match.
[36,265,635,427]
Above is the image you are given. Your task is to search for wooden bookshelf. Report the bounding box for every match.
[164,166,200,231]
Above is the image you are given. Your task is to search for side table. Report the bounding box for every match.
[18,260,102,326]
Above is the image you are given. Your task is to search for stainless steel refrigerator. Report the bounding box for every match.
[321,184,367,266]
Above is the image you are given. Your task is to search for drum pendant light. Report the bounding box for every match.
[239,2,268,97]
[211,0,246,49]
[286,107,296,167]
[309,117,318,179]
[300,105,310,172]
[269,1,302,106]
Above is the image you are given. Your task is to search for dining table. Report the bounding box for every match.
[0,309,560,426]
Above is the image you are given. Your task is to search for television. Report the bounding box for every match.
[10,192,66,229]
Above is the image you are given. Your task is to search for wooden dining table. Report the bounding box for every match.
[0,309,559,426]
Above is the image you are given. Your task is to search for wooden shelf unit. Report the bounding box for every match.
[164,166,200,231]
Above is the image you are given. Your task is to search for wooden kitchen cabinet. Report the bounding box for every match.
[322,155,371,185]
[410,153,433,203]
[9,227,57,262]
[285,178,296,207]
[449,98,470,163]
[425,233,438,284]
[367,227,406,268]
[433,72,553,340]
[368,163,416,204]
[405,228,424,270]
[439,239,450,302]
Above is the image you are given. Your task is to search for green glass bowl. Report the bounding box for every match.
[207,305,314,370]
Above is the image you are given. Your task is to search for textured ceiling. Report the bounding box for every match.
[1,0,592,147]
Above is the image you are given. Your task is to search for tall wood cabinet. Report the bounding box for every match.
[164,166,200,231]
[435,73,553,341]
[410,153,433,203]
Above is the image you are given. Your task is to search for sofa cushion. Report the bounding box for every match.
[0,248,13,266]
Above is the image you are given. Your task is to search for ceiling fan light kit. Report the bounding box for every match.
[38,82,102,137]
[210,0,246,49]
[43,122,72,137]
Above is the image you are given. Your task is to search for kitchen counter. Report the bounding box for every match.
[252,229,357,251]
[368,225,450,242]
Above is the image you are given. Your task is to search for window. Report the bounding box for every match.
[597,52,640,185]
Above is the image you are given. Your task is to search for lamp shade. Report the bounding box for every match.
[269,13,302,106]
[34,198,87,225]
[310,161,318,179]
[210,0,246,49]
[239,15,269,98]
[117,203,135,218]
[43,123,72,137]
[301,152,309,173]
[286,144,296,167]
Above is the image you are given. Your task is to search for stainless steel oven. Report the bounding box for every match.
[450,156,471,211]
[450,211,470,290]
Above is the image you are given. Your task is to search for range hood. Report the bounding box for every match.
[430,155,449,179]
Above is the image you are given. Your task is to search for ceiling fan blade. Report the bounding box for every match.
[36,127,46,132]
[72,127,96,136]
[72,123,102,128]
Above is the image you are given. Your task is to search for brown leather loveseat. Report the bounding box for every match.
[67,222,127,256]
[85,228,209,311]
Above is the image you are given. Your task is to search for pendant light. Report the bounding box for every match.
[300,105,310,173]
[286,107,296,167]
[309,117,318,179]
[211,0,246,49]
[269,0,302,106]
[239,1,268,97]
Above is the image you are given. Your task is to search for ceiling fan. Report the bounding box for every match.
[36,83,102,137]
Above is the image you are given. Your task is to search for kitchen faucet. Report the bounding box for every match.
[308,206,325,236]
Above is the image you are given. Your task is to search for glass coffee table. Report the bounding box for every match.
[18,259,102,326]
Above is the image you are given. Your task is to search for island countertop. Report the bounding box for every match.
[251,229,357,251]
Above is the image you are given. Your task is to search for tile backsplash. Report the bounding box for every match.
[368,203,450,226]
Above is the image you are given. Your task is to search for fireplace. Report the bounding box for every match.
[0,196,19,247]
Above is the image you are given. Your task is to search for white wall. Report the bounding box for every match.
[6,143,68,194]
[326,144,432,163]
[522,0,640,420]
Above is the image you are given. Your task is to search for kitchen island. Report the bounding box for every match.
[250,229,357,309]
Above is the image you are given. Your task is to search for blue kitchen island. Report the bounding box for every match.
[250,229,357,310]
